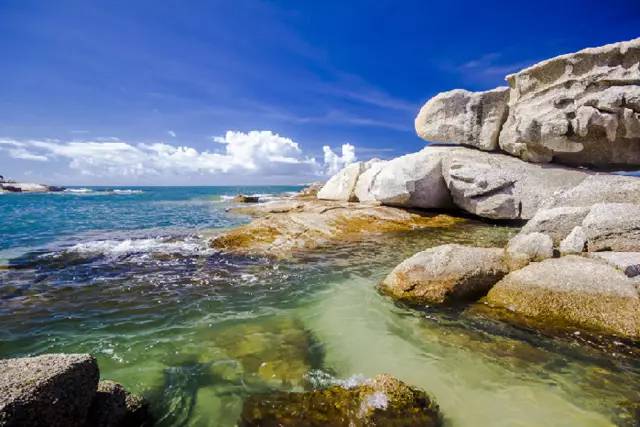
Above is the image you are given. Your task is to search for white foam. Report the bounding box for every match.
[65,237,212,257]
[64,188,93,193]
[111,189,143,195]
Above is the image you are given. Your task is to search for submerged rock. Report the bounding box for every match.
[499,37,640,168]
[415,87,509,151]
[0,354,99,427]
[486,256,640,340]
[441,148,589,219]
[86,381,151,427]
[238,374,440,427]
[210,199,461,257]
[379,244,508,305]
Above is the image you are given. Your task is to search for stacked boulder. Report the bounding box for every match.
[321,37,640,343]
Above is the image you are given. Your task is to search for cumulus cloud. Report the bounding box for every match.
[323,143,356,175]
[0,131,356,180]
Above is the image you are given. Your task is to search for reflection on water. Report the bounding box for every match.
[1,218,639,426]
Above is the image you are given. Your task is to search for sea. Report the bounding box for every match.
[1,186,639,426]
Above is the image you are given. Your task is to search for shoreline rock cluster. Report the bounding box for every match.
[0,354,150,427]
[0,176,64,193]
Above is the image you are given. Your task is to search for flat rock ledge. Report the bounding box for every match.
[210,199,463,257]
[0,353,150,427]
[239,374,441,427]
[379,244,508,305]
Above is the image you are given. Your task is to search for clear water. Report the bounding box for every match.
[1,187,639,426]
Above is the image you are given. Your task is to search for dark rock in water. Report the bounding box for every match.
[238,374,441,427]
[86,380,151,427]
[233,194,260,203]
[0,353,99,427]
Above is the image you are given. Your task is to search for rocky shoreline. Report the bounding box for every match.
[0,177,64,193]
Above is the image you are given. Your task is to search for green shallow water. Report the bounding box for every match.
[2,196,640,425]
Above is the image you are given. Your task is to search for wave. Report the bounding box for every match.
[64,188,93,193]
[63,236,212,258]
[111,189,143,195]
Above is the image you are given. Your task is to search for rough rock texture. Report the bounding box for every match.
[296,182,324,199]
[415,87,510,151]
[520,207,590,245]
[559,226,587,255]
[367,147,454,209]
[86,381,150,427]
[379,244,508,305]
[353,160,386,203]
[498,38,640,168]
[317,162,366,202]
[541,174,640,209]
[0,354,99,427]
[582,203,640,251]
[441,148,589,219]
[0,182,63,193]
[233,194,260,203]
[588,252,640,278]
[210,200,462,257]
[238,374,440,427]
[486,256,640,340]
[504,232,554,271]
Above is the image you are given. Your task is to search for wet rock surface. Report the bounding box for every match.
[379,244,508,305]
[87,381,151,427]
[238,374,441,427]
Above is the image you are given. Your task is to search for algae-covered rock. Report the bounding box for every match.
[379,244,507,305]
[210,200,462,257]
[486,256,640,340]
[200,316,319,389]
[86,380,151,427]
[238,374,440,427]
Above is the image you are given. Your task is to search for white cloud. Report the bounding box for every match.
[0,131,356,180]
[323,143,356,175]
[168,130,176,138]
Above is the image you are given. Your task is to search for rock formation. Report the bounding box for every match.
[238,374,441,427]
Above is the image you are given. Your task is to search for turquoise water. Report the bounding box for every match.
[2,187,640,426]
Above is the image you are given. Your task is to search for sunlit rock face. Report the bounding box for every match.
[499,38,640,168]
[415,87,509,151]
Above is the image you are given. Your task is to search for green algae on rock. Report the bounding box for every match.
[210,199,463,257]
[485,256,640,341]
[238,374,441,427]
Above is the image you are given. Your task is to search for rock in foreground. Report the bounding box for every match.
[0,354,99,427]
[238,374,441,427]
[486,256,640,340]
[87,381,151,427]
[379,244,508,305]
[210,200,462,257]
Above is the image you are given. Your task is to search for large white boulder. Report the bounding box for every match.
[353,159,387,203]
[498,37,640,168]
[415,87,509,151]
[582,203,640,252]
[317,162,366,202]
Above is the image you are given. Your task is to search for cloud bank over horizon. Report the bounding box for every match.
[0,131,358,185]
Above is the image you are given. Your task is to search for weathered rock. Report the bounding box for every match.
[559,226,587,255]
[211,199,461,257]
[0,182,63,193]
[379,244,508,305]
[238,374,440,427]
[353,160,386,203]
[296,182,324,199]
[86,381,151,427]
[504,232,554,270]
[0,354,99,427]
[541,174,640,209]
[486,256,640,340]
[498,38,640,168]
[582,203,640,251]
[441,148,589,219]
[233,194,260,203]
[367,147,454,209]
[587,252,640,278]
[520,207,590,245]
[415,87,510,151]
[317,162,365,202]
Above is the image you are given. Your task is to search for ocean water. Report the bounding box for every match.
[1,187,640,426]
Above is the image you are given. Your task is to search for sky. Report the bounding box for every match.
[0,0,639,185]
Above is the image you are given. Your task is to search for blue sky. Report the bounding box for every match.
[0,0,639,185]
